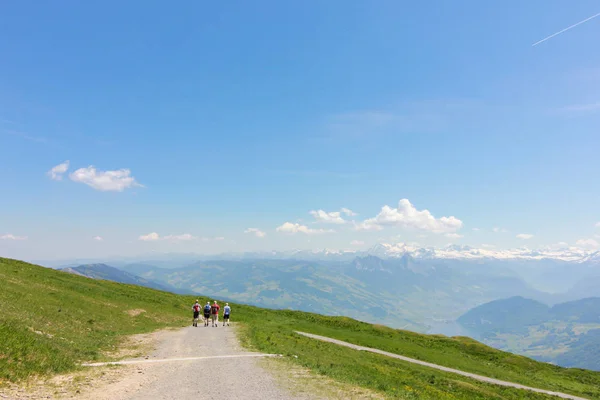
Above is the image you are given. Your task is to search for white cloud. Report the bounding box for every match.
[341,208,357,217]
[163,233,196,241]
[576,238,599,250]
[472,228,480,231]
[139,233,223,242]
[516,233,534,240]
[481,244,495,248]
[595,221,600,228]
[350,240,365,246]
[69,166,142,192]
[93,236,103,241]
[47,160,70,181]
[276,222,335,235]
[355,199,462,233]
[492,227,508,233]
[0,234,27,240]
[309,210,347,224]
[353,220,383,232]
[546,242,569,250]
[445,233,464,239]
[139,232,160,241]
[245,228,266,238]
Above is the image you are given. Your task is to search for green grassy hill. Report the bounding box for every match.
[2,257,600,400]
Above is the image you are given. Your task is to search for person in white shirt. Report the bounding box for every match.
[223,303,231,326]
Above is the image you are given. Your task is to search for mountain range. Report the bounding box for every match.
[61,264,184,293]
[103,252,599,332]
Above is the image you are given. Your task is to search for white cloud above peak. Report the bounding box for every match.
[47,160,70,181]
[163,233,195,241]
[576,238,599,250]
[245,228,266,238]
[350,240,365,246]
[309,210,346,224]
[310,207,359,224]
[516,233,534,240]
[138,233,223,242]
[276,222,334,235]
[341,208,357,217]
[355,199,462,233]
[1,234,27,240]
[69,166,142,192]
[445,233,464,239]
[93,236,103,241]
[139,232,160,241]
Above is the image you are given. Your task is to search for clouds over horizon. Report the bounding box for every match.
[354,199,463,234]
[276,222,335,235]
[244,228,266,238]
[1,234,27,240]
[309,207,357,224]
[138,232,224,242]
[516,233,534,240]
[576,238,599,250]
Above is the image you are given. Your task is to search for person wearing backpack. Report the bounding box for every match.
[223,303,231,326]
[203,302,211,327]
[210,300,220,327]
[191,300,201,327]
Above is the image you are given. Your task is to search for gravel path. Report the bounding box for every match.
[77,325,311,400]
[296,332,589,400]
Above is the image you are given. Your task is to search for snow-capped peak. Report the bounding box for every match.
[366,242,594,262]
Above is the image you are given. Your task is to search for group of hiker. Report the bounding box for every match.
[191,300,231,327]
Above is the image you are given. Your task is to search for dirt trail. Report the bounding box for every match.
[296,331,589,400]
[76,325,309,400]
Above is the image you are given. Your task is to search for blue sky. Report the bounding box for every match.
[1,0,600,260]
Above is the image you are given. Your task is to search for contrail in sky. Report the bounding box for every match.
[532,11,600,46]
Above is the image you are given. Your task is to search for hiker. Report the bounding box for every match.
[210,300,220,327]
[203,302,211,327]
[192,300,201,327]
[223,303,231,326]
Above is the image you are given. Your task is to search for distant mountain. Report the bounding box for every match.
[457,297,600,370]
[458,297,552,337]
[114,255,551,332]
[61,264,184,293]
[564,275,600,302]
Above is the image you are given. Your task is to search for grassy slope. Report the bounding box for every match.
[2,258,600,400]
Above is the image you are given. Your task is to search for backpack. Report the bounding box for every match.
[211,305,218,313]
[193,304,200,312]
[204,305,211,313]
